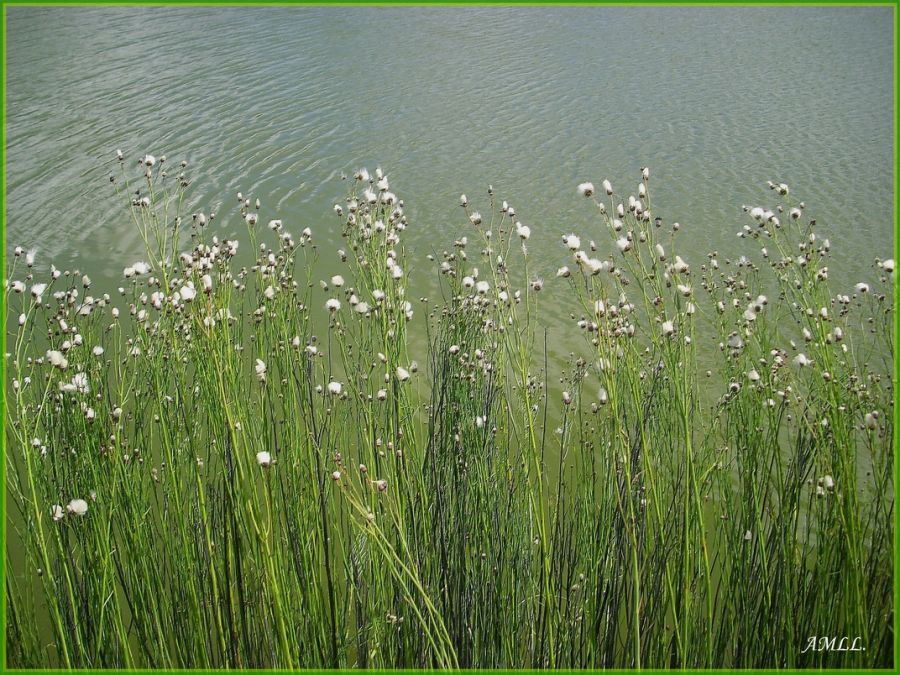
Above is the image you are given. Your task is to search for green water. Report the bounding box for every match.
[5,7,894,348]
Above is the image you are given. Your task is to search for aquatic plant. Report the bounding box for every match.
[4,152,894,668]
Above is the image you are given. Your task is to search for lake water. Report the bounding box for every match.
[5,5,895,362]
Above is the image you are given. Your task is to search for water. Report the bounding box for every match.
[5,5,895,361]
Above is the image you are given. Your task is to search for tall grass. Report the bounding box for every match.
[4,155,894,668]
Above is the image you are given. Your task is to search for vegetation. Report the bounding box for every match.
[4,154,894,668]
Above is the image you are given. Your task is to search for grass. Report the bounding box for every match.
[3,156,894,668]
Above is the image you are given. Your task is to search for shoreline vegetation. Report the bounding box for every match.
[4,153,894,668]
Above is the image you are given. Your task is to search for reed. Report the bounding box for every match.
[4,154,894,668]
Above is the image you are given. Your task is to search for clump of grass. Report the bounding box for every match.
[4,155,894,668]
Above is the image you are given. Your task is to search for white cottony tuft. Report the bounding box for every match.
[585,258,607,276]
[72,372,89,394]
[255,359,267,382]
[47,350,68,370]
[661,320,675,337]
[256,451,272,468]
[793,353,811,368]
[563,234,581,250]
[67,499,89,516]
[180,283,197,302]
[31,283,47,300]
[577,182,594,197]
[396,367,410,382]
[326,298,341,312]
[327,381,343,396]
[331,275,345,287]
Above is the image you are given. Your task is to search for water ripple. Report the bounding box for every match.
[5,5,893,298]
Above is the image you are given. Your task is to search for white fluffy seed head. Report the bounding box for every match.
[66,499,88,516]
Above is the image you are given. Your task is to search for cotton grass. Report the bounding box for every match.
[4,155,892,670]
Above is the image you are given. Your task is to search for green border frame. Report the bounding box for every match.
[0,1,895,673]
